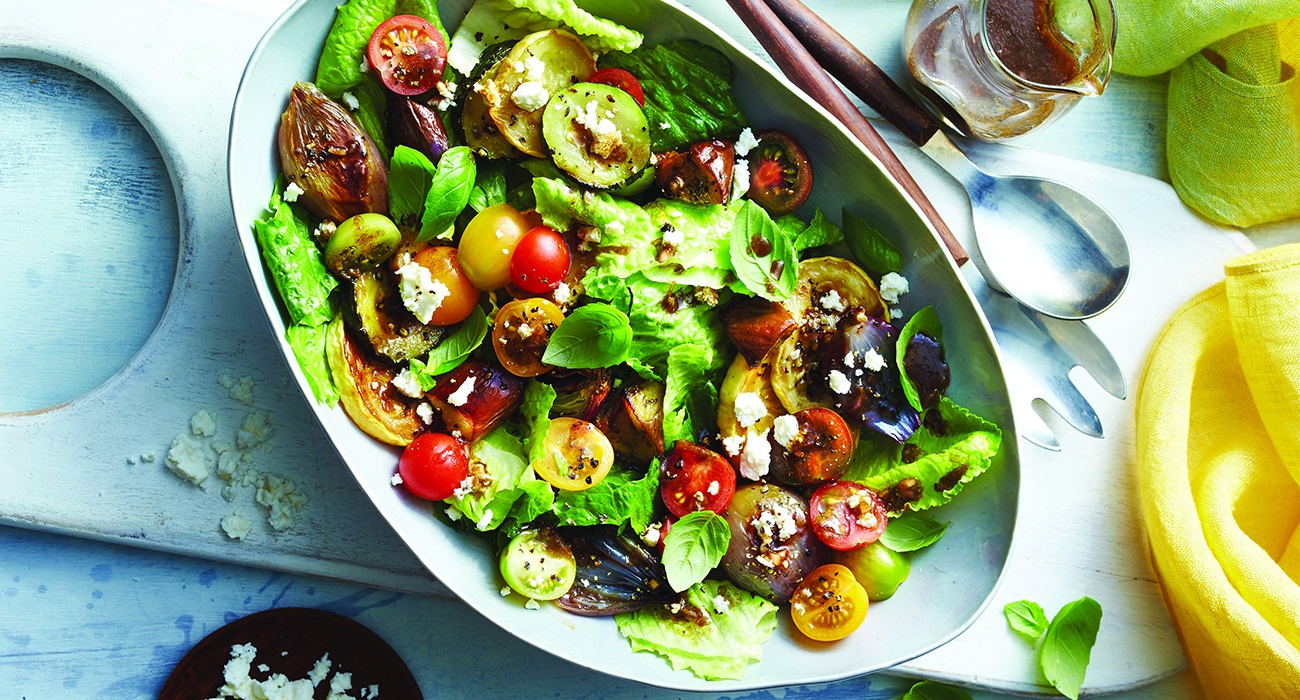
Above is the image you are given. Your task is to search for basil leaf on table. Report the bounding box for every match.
[878,513,950,552]
[900,680,975,700]
[728,200,798,301]
[542,303,633,368]
[896,305,944,411]
[1039,596,1103,700]
[388,145,437,229]
[418,146,476,242]
[408,306,489,384]
[843,207,902,275]
[1004,599,1050,643]
[661,511,731,592]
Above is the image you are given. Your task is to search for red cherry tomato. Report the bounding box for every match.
[367,15,447,96]
[509,226,571,294]
[587,67,645,107]
[809,481,889,550]
[398,432,468,501]
[659,441,737,518]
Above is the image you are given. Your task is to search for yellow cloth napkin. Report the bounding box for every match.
[1112,2,1300,227]
[1137,243,1300,698]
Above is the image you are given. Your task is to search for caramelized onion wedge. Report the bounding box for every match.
[655,139,735,205]
[387,93,450,165]
[278,82,388,222]
[595,380,665,466]
[555,526,676,616]
[426,359,525,442]
[325,315,422,446]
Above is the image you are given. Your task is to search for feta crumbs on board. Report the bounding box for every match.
[739,428,772,480]
[340,91,359,110]
[282,181,305,203]
[390,368,423,398]
[165,435,209,486]
[255,475,306,532]
[772,414,800,449]
[721,434,746,457]
[735,127,760,156]
[828,370,851,395]
[733,392,768,428]
[219,375,257,405]
[191,409,217,437]
[879,272,910,303]
[220,512,253,541]
[448,376,476,407]
[821,289,845,312]
[396,260,450,324]
[327,672,354,700]
[862,348,887,372]
[237,411,274,450]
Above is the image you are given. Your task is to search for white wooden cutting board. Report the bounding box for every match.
[0,0,1276,694]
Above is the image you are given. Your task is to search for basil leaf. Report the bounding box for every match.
[388,145,437,229]
[468,162,508,213]
[1039,597,1103,700]
[793,209,844,255]
[520,380,556,464]
[896,306,944,411]
[843,208,902,275]
[879,513,949,552]
[1003,600,1049,643]
[418,146,476,242]
[410,306,488,382]
[542,303,633,368]
[661,511,731,592]
[900,680,974,700]
[728,200,798,301]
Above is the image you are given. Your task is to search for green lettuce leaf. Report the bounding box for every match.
[601,41,747,151]
[349,73,390,161]
[446,0,643,75]
[615,580,778,681]
[285,323,340,405]
[625,273,729,378]
[315,0,448,98]
[254,181,337,327]
[447,426,536,530]
[663,343,713,446]
[551,464,659,533]
[844,397,1001,511]
[520,379,556,464]
[388,145,437,229]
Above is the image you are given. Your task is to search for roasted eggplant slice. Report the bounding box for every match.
[278,82,387,222]
[594,380,665,466]
[325,315,422,446]
[721,296,796,366]
[555,526,676,616]
[426,359,525,441]
[345,270,444,363]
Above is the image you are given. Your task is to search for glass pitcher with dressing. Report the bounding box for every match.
[904,0,1116,141]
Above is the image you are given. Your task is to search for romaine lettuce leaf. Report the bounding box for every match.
[625,274,729,378]
[349,73,390,161]
[663,343,714,446]
[600,41,747,152]
[253,182,337,327]
[285,323,340,405]
[316,0,448,98]
[520,379,556,464]
[615,580,778,681]
[551,464,659,533]
[446,0,643,75]
[447,426,536,530]
[844,397,1001,511]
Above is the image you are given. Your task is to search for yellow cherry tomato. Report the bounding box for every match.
[410,246,480,326]
[790,564,869,641]
[458,203,532,291]
[534,417,614,491]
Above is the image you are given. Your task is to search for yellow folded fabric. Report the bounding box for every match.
[1137,243,1300,698]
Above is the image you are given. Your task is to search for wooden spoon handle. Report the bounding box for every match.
[763,0,942,147]
[723,0,969,265]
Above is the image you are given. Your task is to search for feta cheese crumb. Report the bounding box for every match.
[219,375,257,405]
[890,307,904,320]
[390,473,404,487]
[221,512,253,541]
[391,368,423,398]
[733,392,768,429]
[416,402,435,425]
[452,475,474,497]
[552,281,572,303]
[821,289,846,312]
[735,127,760,156]
[772,413,800,449]
[660,121,671,130]
[282,181,305,203]
[661,225,684,247]
[327,671,353,700]
[255,475,306,532]
[165,435,209,486]
[739,428,772,480]
[236,411,274,450]
[522,55,546,80]
[828,369,852,394]
[707,480,720,496]
[511,81,550,111]
[397,260,451,324]
[862,348,887,372]
[731,157,750,200]
[447,376,476,407]
[516,323,534,339]
[641,522,663,547]
[141,452,156,463]
[500,586,513,597]
[879,272,910,303]
[476,510,493,530]
[445,506,462,521]
[340,91,359,110]
[524,598,541,610]
[843,351,857,368]
[712,594,731,614]
[190,409,217,437]
[721,434,746,457]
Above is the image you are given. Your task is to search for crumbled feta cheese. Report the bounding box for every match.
[447,376,476,407]
[733,392,768,429]
[437,80,458,101]
[126,456,136,465]
[722,434,746,457]
[821,289,846,312]
[191,409,217,438]
[255,475,306,532]
[573,99,623,157]
[584,227,604,243]
[735,127,760,156]
[731,157,750,200]
[452,475,475,498]
[890,307,904,320]
[511,81,550,111]
[445,506,462,521]
[843,351,857,368]
[364,684,379,700]
[500,586,513,597]
[879,272,910,303]
[660,121,671,130]
[391,369,423,398]
[282,181,305,203]
[221,513,253,541]
[257,664,270,673]
[522,55,546,80]
[237,411,274,450]
[396,260,450,324]
[476,510,493,530]
[219,375,257,405]
[828,369,851,394]
[707,480,720,496]
[661,225,684,247]
[165,435,209,486]
[712,594,731,615]
[642,522,663,547]
[739,428,772,480]
[359,60,369,73]
[516,323,533,339]
[772,414,800,449]
[213,643,323,699]
[340,91,359,110]
[390,473,404,487]
[524,598,541,610]
[862,348,887,372]
[416,402,435,425]
[327,672,354,700]
[141,452,156,462]
[552,281,572,303]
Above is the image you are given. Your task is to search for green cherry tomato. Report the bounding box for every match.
[833,540,911,602]
[500,528,577,601]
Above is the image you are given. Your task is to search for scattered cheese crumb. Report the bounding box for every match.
[445,507,462,521]
[390,473,404,487]
[191,409,217,437]
[733,392,768,429]
[821,289,846,312]
[364,684,380,699]
[397,261,451,324]
[890,307,904,320]
[340,91,359,110]
[219,375,257,405]
[772,414,800,449]
[165,435,209,486]
[476,510,493,530]
[604,220,624,237]
[721,434,746,457]
[707,480,720,496]
[712,594,731,614]
[843,351,857,368]
[452,475,475,497]
[255,475,306,532]
[522,55,546,80]
[416,402,435,425]
[511,81,550,111]
[642,522,663,547]
[237,411,274,450]
[735,127,760,156]
[739,428,772,480]
[661,225,684,247]
[552,281,572,304]
[828,369,852,394]
[879,272,910,303]
[731,157,750,200]
[659,121,671,130]
[282,181,305,203]
[516,324,534,339]
[221,513,253,541]
[390,369,423,398]
[140,452,156,462]
[327,671,354,700]
[257,664,270,673]
[448,376,476,407]
[862,348,887,372]
[524,599,541,610]
[500,586,513,597]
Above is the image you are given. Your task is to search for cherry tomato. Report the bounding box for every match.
[492,298,565,377]
[534,417,615,490]
[746,129,813,216]
[808,481,889,550]
[409,246,480,326]
[367,15,447,96]
[500,527,577,600]
[769,407,854,485]
[834,541,910,601]
[510,226,571,294]
[790,563,869,641]
[660,441,737,518]
[458,204,533,291]
[398,432,468,501]
[587,67,645,107]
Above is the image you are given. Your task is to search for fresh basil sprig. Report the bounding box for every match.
[661,510,731,592]
[896,305,944,411]
[879,513,949,552]
[408,306,488,386]
[388,145,436,230]
[542,303,633,369]
[1003,596,1103,700]
[792,208,844,255]
[729,200,798,301]
[418,146,476,241]
[1003,600,1050,643]
[843,207,902,275]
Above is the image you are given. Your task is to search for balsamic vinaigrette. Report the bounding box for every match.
[985,0,1080,86]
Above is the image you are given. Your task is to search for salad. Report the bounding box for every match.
[252,0,1002,681]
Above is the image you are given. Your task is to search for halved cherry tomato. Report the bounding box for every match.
[746,129,813,216]
[790,563,869,641]
[492,298,566,377]
[587,67,645,107]
[367,15,447,96]
[398,432,468,500]
[458,203,534,291]
[808,481,888,550]
[510,226,571,294]
[500,528,576,600]
[409,246,480,325]
[660,441,737,518]
[534,417,615,490]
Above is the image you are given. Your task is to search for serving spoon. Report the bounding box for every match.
[746,0,1132,320]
